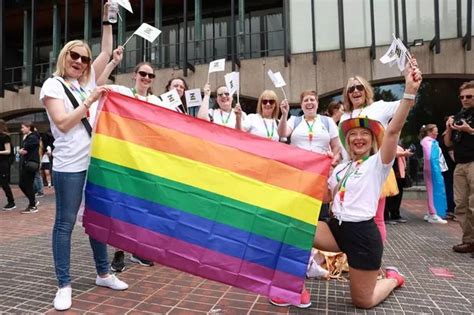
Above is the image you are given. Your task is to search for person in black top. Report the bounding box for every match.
[18,122,40,213]
[444,80,474,256]
[0,119,15,210]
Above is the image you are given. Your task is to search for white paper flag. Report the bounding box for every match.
[208,58,226,73]
[160,89,182,109]
[379,40,399,64]
[379,36,411,71]
[224,72,240,96]
[133,23,162,43]
[184,88,203,108]
[268,70,286,88]
[116,0,133,13]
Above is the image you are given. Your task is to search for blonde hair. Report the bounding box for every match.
[343,76,374,112]
[345,128,378,160]
[53,40,92,84]
[418,124,437,139]
[257,90,280,119]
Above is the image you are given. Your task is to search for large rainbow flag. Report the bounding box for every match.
[83,91,331,303]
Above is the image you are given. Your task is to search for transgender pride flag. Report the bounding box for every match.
[83,91,331,304]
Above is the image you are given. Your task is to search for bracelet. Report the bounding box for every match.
[102,21,112,26]
[110,60,117,66]
[83,100,91,109]
[403,93,416,100]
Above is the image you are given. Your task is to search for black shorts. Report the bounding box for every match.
[41,163,51,171]
[328,218,383,271]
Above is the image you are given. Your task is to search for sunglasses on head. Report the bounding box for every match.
[262,99,276,105]
[459,94,473,100]
[68,51,91,64]
[217,92,230,97]
[137,71,156,79]
[348,84,364,94]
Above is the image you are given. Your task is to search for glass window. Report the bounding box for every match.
[289,0,312,53]
[343,0,371,48]
[315,0,340,51]
[440,0,458,39]
[374,0,397,46]
[406,0,435,43]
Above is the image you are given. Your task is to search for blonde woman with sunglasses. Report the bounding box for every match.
[234,90,280,141]
[197,83,246,128]
[39,2,128,311]
[339,62,421,242]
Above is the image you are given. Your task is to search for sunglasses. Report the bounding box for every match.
[137,71,156,79]
[217,92,230,97]
[68,51,91,64]
[262,99,276,105]
[459,94,473,100]
[348,84,364,94]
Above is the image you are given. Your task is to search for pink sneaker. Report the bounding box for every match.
[385,267,405,288]
[269,288,312,309]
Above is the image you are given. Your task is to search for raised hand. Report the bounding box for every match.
[280,99,289,117]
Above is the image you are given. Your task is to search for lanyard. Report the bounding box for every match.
[65,79,90,117]
[304,118,316,142]
[220,109,231,125]
[350,105,368,118]
[336,157,368,204]
[262,117,275,139]
[130,88,149,102]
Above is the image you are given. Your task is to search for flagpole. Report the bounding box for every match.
[280,87,287,100]
[122,34,134,47]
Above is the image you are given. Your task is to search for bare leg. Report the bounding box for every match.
[349,267,398,309]
[313,221,340,252]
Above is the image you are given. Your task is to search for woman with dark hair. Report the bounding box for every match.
[165,77,190,114]
[18,122,40,214]
[326,100,344,124]
[0,119,15,210]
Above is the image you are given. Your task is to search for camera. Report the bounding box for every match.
[454,119,464,126]
[453,108,474,142]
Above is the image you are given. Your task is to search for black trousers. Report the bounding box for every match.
[19,167,36,207]
[0,168,14,204]
[384,177,405,220]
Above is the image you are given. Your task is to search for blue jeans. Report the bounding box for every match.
[34,171,43,194]
[52,171,109,288]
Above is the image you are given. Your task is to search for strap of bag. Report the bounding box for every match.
[56,79,92,137]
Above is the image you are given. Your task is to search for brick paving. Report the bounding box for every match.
[0,188,473,314]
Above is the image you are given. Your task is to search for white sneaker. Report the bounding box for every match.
[95,274,128,290]
[423,214,429,221]
[427,214,447,224]
[53,286,72,311]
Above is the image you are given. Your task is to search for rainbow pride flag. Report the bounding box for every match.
[83,91,331,303]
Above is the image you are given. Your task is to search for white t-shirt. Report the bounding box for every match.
[209,108,246,129]
[109,85,182,112]
[329,152,393,222]
[41,145,52,164]
[288,115,338,153]
[340,100,400,128]
[242,114,279,141]
[40,75,97,172]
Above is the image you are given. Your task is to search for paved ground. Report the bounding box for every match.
[0,187,472,314]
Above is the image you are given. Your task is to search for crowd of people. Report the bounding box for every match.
[0,1,471,312]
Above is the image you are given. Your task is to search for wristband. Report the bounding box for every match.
[110,60,117,66]
[83,100,91,109]
[102,21,112,26]
[403,93,416,101]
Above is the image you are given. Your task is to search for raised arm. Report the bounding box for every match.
[197,83,211,121]
[92,2,113,81]
[277,99,292,137]
[96,46,124,86]
[380,66,422,164]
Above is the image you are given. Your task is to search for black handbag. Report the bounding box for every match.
[24,161,40,172]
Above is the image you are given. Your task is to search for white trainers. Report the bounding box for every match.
[427,214,447,224]
[53,286,72,311]
[95,274,128,290]
[423,214,429,221]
